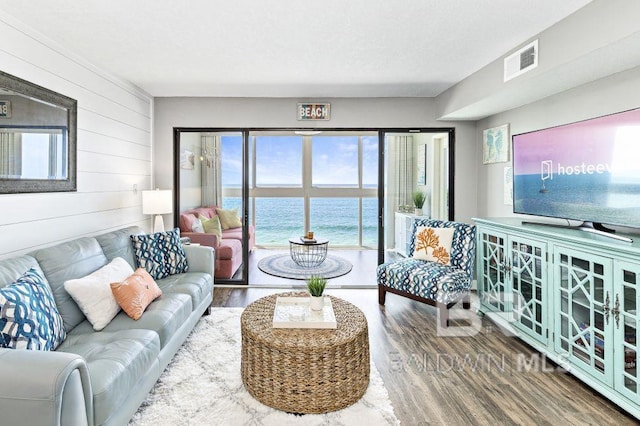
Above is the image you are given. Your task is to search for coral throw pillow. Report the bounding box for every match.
[412,227,454,266]
[110,268,162,320]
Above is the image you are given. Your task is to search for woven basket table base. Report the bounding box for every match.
[241,292,370,414]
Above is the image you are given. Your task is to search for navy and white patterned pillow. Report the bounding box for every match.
[131,232,169,279]
[160,228,189,276]
[0,268,66,350]
[131,228,188,280]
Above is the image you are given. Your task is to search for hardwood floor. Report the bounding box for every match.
[212,287,637,425]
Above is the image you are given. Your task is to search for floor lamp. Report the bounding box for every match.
[142,189,173,233]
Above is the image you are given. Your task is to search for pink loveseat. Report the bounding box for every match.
[179,206,255,279]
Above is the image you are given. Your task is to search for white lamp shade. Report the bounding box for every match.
[142,189,173,215]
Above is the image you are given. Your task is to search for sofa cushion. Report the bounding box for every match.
[377,258,471,304]
[95,226,145,270]
[131,229,189,280]
[32,237,109,332]
[63,257,134,331]
[194,207,217,219]
[69,292,192,349]
[179,212,199,233]
[111,268,162,320]
[0,268,66,350]
[57,328,160,426]
[156,272,212,312]
[221,228,242,240]
[216,239,241,261]
[180,207,218,232]
[0,255,42,290]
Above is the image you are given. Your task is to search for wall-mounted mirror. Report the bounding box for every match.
[0,70,77,193]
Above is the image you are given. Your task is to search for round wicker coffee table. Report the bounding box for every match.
[240,292,370,414]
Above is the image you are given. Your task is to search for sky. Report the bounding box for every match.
[221,135,378,187]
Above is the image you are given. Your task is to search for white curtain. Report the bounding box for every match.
[201,134,222,207]
[392,135,414,208]
[0,132,22,178]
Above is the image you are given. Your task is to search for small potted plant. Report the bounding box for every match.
[412,191,427,215]
[306,275,327,311]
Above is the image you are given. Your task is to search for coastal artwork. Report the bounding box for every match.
[483,124,510,164]
[180,150,195,170]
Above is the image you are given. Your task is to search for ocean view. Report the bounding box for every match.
[223,197,378,246]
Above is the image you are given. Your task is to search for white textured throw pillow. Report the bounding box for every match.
[191,218,205,233]
[412,226,454,266]
[64,257,134,330]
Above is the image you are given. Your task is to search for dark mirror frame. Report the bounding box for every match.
[0,70,77,194]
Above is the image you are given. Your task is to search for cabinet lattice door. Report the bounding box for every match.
[555,247,613,385]
[615,261,640,400]
[478,231,507,312]
[510,237,547,343]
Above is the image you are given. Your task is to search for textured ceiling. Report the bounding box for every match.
[0,0,592,97]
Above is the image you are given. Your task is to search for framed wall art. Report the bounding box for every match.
[483,124,510,164]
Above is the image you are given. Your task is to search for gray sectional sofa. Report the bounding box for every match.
[0,226,214,426]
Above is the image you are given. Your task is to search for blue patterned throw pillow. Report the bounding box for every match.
[131,232,169,279]
[160,228,189,276]
[131,228,188,280]
[0,268,66,350]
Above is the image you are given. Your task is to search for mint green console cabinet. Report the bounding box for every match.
[554,245,613,385]
[614,261,640,402]
[476,229,508,312]
[474,218,640,419]
[477,224,547,343]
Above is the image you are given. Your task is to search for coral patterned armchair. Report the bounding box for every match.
[377,219,476,326]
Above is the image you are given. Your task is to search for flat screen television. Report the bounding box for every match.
[512,107,640,241]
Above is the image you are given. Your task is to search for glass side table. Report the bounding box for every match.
[288,237,329,267]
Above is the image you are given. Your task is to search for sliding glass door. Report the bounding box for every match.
[173,127,453,284]
[380,130,454,264]
[175,129,249,284]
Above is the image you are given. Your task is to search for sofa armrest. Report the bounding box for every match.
[181,232,220,248]
[0,348,93,426]
[184,244,215,278]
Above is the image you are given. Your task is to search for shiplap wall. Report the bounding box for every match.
[0,12,153,259]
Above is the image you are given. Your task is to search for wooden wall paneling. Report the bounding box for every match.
[0,208,147,256]
[77,131,151,161]
[76,172,150,193]
[0,12,153,259]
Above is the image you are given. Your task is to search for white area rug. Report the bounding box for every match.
[130,308,400,425]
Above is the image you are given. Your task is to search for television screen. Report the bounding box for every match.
[512,108,640,229]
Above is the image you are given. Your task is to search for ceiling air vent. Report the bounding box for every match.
[504,40,538,82]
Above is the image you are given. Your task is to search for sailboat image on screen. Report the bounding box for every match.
[540,160,552,193]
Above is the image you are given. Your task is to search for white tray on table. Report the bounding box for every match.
[272,296,337,329]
